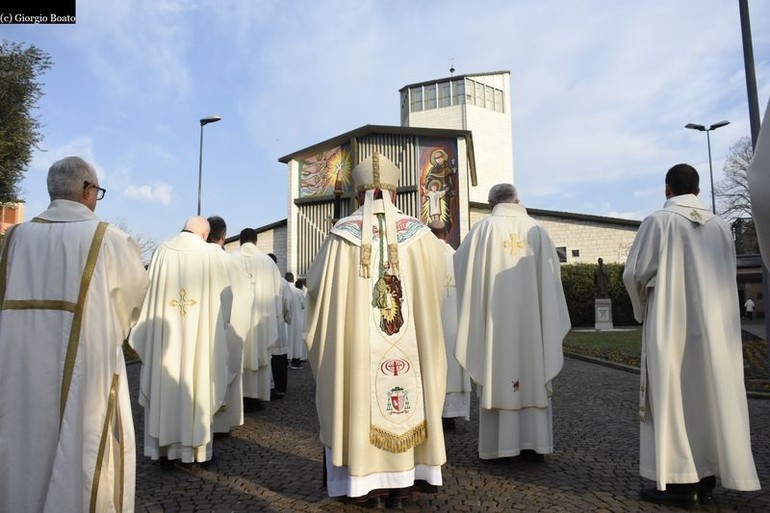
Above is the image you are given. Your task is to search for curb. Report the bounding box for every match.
[564,352,770,400]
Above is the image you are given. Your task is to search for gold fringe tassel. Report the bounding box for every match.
[369,421,427,453]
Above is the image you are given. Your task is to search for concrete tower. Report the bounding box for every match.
[399,70,513,204]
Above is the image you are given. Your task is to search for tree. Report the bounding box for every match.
[715,136,758,254]
[0,41,52,202]
[114,218,157,266]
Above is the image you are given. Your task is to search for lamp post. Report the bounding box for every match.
[684,120,730,213]
[197,115,222,215]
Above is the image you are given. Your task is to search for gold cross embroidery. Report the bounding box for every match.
[444,273,454,297]
[689,209,703,221]
[170,288,197,318]
[504,233,525,256]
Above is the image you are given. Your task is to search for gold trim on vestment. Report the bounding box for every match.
[60,221,109,429]
[90,373,122,513]
[2,299,78,312]
[369,420,427,453]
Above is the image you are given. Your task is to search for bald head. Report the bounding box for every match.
[183,216,210,240]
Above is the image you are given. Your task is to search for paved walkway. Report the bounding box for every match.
[129,357,770,512]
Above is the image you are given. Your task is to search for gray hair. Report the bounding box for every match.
[47,156,98,201]
[488,183,519,204]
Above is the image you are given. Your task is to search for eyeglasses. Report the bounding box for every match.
[83,181,106,200]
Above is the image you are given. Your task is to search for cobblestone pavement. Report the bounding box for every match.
[129,357,770,512]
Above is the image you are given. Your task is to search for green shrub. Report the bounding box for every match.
[560,262,637,328]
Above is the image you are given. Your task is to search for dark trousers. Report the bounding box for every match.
[271,353,288,394]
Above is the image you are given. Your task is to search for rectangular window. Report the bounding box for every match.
[571,249,580,258]
[556,247,567,263]
[485,85,494,110]
[410,86,423,112]
[438,81,451,107]
[425,84,437,110]
[494,89,504,112]
[453,79,465,105]
[474,81,485,107]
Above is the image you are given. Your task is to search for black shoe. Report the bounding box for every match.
[270,390,285,400]
[699,476,716,504]
[519,449,545,463]
[640,485,698,509]
[342,491,386,509]
[385,488,411,511]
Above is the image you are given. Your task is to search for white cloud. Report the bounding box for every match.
[123,183,173,205]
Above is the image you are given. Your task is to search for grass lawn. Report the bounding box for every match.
[563,327,769,393]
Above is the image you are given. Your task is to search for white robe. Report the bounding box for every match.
[305,206,447,498]
[748,99,770,268]
[454,202,570,459]
[623,194,760,491]
[439,241,471,420]
[272,278,293,356]
[129,232,232,463]
[236,243,281,400]
[212,247,250,433]
[0,200,149,513]
[287,284,307,361]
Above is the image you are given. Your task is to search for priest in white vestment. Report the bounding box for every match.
[0,156,149,513]
[271,271,293,397]
[428,221,471,429]
[305,153,447,509]
[236,228,281,402]
[454,183,570,462]
[748,99,770,267]
[207,216,249,433]
[623,164,760,507]
[129,216,232,463]
[286,273,308,369]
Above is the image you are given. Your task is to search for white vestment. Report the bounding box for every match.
[236,243,281,400]
[272,278,292,356]
[212,247,250,433]
[623,194,760,491]
[129,232,232,463]
[454,202,570,459]
[287,284,307,361]
[440,241,471,420]
[305,206,447,498]
[0,200,149,513]
[748,99,770,267]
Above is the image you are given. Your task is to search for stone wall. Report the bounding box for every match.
[469,204,640,264]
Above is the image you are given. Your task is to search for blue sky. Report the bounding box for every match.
[3,0,770,248]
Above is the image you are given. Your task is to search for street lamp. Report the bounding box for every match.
[684,120,730,213]
[197,115,222,215]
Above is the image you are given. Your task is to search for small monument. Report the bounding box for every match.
[594,258,613,330]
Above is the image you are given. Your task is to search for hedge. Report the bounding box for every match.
[561,263,638,328]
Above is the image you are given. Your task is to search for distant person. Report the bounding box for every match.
[286,273,307,370]
[129,216,232,463]
[429,220,471,430]
[744,297,755,321]
[623,164,760,507]
[0,156,149,512]
[454,183,570,463]
[207,215,249,434]
[269,255,292,398]
[748,99,770,267]
[305,153,448,509]
[237,230,282,403]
